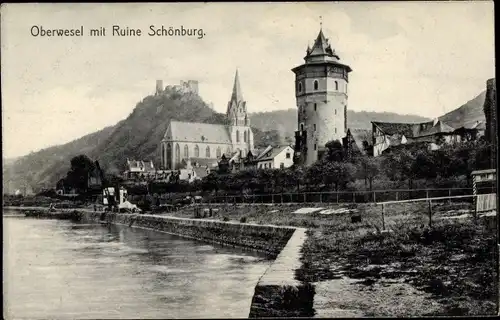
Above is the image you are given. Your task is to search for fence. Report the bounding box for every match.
[203,187,495,205]
[376,193,497,231]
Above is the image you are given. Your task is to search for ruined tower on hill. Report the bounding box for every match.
[292,27,352,167]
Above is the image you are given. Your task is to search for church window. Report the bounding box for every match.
[314,80,319,91]
[298,82,302,93]
[314,144,317,150]
[175,144,180,162]
[216,147,221,158]
[314,124,316,131]
[280,163,284,169]
[335,81,338,91]
[195,145,200,157]
[184,145,189,158]
[286,152,291,159]
[236,130,240,142]
[206,146,211,158]
[244,131,247,142]
[314,103,317,111]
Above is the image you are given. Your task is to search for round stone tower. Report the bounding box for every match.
[292,28,352,166]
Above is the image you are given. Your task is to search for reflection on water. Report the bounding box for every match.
[3,214,272,319]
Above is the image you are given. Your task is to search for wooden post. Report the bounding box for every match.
[353,192,356,203]
[304,192,306,203]
[426,190,429,199]
[396,191,399,201]
[336,192,339,204]
[381,204,386,231]
[320,193,322,203]
[271,194,274,204]
[373,191,376,203]
[428,199,432,228]
[448,189,452,205]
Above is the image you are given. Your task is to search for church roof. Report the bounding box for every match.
[231,69,244,102]
[165,120,231,144]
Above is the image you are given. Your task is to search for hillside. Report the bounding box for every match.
[249,108,431,140]
[3,87,485,194]
[438,91,486,128]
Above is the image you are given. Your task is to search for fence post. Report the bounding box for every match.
[373,191,376,203]
[303,193,306,203]
[426,190,429,199]
[319,192,322,203]
[396,191,399,201]
[428,199,432,228]
[381,204,386,230]
[336,192,339,204]
[353,192,356,203]
[271,194,274,204]
[448,189,452,205]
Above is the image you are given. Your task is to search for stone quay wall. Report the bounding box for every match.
[80,211,295,258]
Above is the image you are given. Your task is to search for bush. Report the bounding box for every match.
[222,216,230,222]
[240,216,247,223]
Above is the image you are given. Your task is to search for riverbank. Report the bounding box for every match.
[5,203,497,316]
[167,202,498,316]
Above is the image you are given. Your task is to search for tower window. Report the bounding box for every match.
[314,103,317,111]
[298,82,302,93]
[313,80,319,91]
[236,130,240,143]
[314,144,317,150]
[335,81,338,91]
[206,146,211,158]
[244,131,247,142]
[335,109,337,115]
[300,123,304,131]
[314,124,316,131]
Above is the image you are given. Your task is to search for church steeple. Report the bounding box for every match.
[226,69,249,126]
[231,69,244,102]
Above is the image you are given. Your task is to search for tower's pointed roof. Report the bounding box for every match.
[306,28,340,61]
[231,69,243,102]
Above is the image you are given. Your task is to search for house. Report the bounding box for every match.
[372,118,484,157]
[254,145,295,169]
[123,159,156,180]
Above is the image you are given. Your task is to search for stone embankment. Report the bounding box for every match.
[80,211,295,257]
[248,227,315,318]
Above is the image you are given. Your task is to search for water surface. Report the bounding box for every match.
[3,214,272,319]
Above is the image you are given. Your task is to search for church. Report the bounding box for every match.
[160,70,255,170]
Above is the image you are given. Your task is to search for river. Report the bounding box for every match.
[3,213,273,319]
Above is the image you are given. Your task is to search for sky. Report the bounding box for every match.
[1,2,495,159]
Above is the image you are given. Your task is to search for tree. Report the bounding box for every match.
[64,155,97,194]
[324,140,345,162]
[356,156,380,191]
